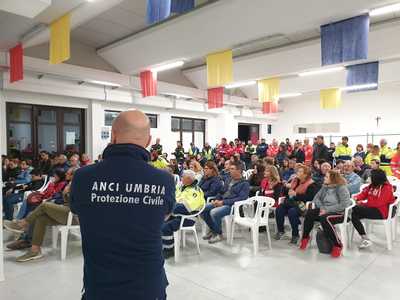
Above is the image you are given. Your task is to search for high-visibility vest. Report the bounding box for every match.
[334,144,352,160]
[175,184,205,212]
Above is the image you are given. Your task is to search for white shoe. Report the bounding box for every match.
[359,239,373,249]
[202,230,214,240]
[208,234,224,244]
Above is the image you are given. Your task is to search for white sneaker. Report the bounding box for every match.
[359,239,373,249]
[208,234,224,244]
[202,230,214,240]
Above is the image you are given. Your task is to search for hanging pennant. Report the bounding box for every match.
[321,14,369,66]
[346,61,379,92]
[208,87,224,109]
[9,43,23,83]
[206,50,233,88]
[140,70,158,97]
[171,0,195,14]
[262,102,278,114]
[147,0,171,25]
[49,13,71,64]
[258,78,280,103]
[320,88,342,109]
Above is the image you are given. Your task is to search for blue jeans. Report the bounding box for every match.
[3,193,24,220]
[201,204,231,235]
[275,202,301,237]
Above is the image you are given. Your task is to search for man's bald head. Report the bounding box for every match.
[111,110,151,148]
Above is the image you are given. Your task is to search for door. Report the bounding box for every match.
[238,123,260,143]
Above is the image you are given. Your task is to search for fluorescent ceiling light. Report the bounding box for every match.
[341,83,378,92]
[370,3,400,16]
[299,66,345,77]
[151,61,184,73]
[225,81,257,89]
[279,92,303,99]
[90,80,121,87]
[163,92,192,99]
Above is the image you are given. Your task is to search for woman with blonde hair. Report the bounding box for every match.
[260,165,284,203]
[189,160,204,183]
[300,170,351,258]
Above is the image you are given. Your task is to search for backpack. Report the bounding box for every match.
[316,228,333,254]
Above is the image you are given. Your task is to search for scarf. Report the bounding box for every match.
[291,177,314,195]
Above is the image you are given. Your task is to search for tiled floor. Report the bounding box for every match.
[1,225,399,300]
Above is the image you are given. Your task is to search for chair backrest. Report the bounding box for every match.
[245,169,254,180]
[173,174,180,185]
[254,196,275,224]
[38,177,51,192]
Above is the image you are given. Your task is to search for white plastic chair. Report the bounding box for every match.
[173,174,181,186]
[230,196,275,255]
[350,191,400,251]
[173,204,205,263]
[244,169,254,180]
[52,212,80,260]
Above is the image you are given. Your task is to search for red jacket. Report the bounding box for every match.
[41,181,67,199]
[303,145,313,164]
[233,145,244,155]
[354,182,395,218]
[391,153,400,179]
[217,144,231,158]
[267,145,279,157]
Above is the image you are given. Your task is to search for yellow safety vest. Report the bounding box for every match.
[175,184,205,212]
[334,144,352,159]
[150,157,168,169]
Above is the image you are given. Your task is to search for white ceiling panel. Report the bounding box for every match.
[118,0,147,17]
[72,27,112,48]
[0,0,51,19]
[35,0,86,24]
[96,6,146,30]
[0,11,37,50]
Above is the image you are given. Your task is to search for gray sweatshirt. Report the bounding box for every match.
[312,184,351,213]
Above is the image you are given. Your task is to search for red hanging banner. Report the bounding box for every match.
[140,70,157,97]
[262,101,278,114]
[9,43,23,83]
[208,87,224,109]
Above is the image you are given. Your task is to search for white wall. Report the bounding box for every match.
[274,85,400,148]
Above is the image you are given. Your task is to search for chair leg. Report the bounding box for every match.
[339,225,347,256]
[349,226,355,248]
[193,229,201,255]
[266,224,272,250]
[182,231,186,248]
[392,218,397,241]
[225,218,232,243]
[384,221,393,251]
[174,231,180,263]
[60,228,68,261]
[230,222,235,245]
[52,227,58,249]
[251,227,259,255]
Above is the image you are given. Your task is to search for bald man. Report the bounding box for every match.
[71,110,175,300]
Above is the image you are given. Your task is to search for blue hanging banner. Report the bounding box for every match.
[147,0,172,25]
[346,61,379,92]
[171,0,195,14]
[321,14,369,66]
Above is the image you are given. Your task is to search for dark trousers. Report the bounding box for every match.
[3,192,23,220]
[351,206,383,236]
[275,202,301,237]
[302,208,344,247]
[162,204,195,250]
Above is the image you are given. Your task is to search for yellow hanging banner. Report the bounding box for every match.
[320,88,342,109]
[206,50,233,88]
[49,13,71,64]
[258,78,280,103]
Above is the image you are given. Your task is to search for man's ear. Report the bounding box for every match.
[145,135,152,148]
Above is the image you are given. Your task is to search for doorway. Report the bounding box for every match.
[238,123,260,144]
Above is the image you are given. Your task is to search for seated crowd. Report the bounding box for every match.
[150,136,399,258]
[2,151,91,261]
[2,135,399,261]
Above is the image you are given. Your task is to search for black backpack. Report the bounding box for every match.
[316,228,333,254]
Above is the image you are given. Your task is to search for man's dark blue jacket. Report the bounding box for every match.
[70,144,175,300]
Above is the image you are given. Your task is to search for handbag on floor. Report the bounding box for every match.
[316,228,333,254]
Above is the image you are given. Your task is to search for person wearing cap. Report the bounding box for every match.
[161,169,205,259]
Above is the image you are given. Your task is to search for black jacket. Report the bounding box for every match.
[290,148,305,163]
[312,144,330,163]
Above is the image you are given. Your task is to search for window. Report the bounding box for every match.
[104,110,157,128]
[6,103,85,159]
[171,117,206,150]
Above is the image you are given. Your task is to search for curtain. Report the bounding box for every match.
[321,14,369,66]
[346,61,379,92]
[262,102,278,114]
[9,43,23,83]
[208,87,224,109]
[320,88,342,109]
[206,50,233,88]
[171,0,195,13]
[258,78,280,103]
[147,0,171,25]
[49,13,71,64]
[140,70,158,97]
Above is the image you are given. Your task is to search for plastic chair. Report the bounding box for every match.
[173,174,181,186]
[173,204,205,263]
[230,196,275,255]
[350,191,400,251]
[52,212,80,260]
[244,169,254,180]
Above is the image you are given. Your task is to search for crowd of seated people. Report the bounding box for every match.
[2,135,399,261]
[2,151,92,262]
[151,135,398,258]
